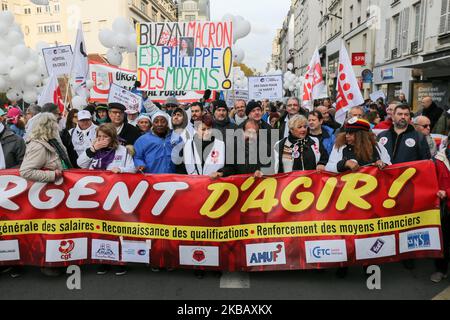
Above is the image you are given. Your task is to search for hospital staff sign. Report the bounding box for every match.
[137,21,233,92]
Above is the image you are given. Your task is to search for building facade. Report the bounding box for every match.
[374,0,450,111]
[177,0,210,22]
[3,0,178,70]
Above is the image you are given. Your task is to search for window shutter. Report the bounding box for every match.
[440,0,448,34]
[402,7,410,54]
[418,0,426,49]
[385,18,390,59]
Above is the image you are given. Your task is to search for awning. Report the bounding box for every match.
[398,55,450,69]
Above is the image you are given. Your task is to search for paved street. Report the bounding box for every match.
[0,259,449,300]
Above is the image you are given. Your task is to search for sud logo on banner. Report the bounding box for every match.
[108,83,143,114]
[137,21,234,91]
[91,239,119,261]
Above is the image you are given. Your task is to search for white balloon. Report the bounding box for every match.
[0,77,7,92]
[112,17,131,34]
[23,60,38,73]
[12,44,29,61]
[6,30,23,45]
[113,33,129,52]
[0,61,9,75]
[23,90,38,104]
[6,88,23,102]
[106,48,123,66]
[0,11,15,26]
[25,74,40,87]
[234,21,251,43]
[127,33,137,52]
[289,85,295,92]
[72,95,87,109]
[0,21,9,36]
[9,67,26,82]
[86,79,94,90]
[233,48,245,64]
[99,29,114,48]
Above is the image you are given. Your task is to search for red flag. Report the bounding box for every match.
[302,48,327,111]
[335,44,364,124]
[38,74,65,112]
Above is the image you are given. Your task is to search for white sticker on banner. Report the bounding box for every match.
[355,235,396,260]
[305,240,348,263]
[91,239,119,261]
[121,240,151,264]
[399,228,441,253]
[0,240,20,261]
[179,246,219,267]
[45,238,88,262]
[245,242,286,266]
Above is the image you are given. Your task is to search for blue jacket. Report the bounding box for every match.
[134,131,182,174]
[310,125,335,155]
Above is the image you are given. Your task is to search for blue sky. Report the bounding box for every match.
[210,0,291,72]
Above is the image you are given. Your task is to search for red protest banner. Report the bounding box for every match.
[0,161,442,271]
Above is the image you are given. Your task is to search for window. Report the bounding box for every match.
[45,5,51,13]
[38,23,62,34]
[24,7,31,14]
[98,20,107,30]
[54,4,60,13]
[37,7,42,14]
[439,0,450,34]
[393,14,400,50]
[83,22,91,32]
[1,2,8,11]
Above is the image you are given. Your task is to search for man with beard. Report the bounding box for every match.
[316,105,341,131]
[378,104,431,164]
[378,104,431,271]
[212,100,237,143]
[231,99,248,126]
[171,107,192,142]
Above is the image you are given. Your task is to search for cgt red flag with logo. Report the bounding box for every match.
[0,161,443,271]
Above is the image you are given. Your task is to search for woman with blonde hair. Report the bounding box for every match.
[20,112,72,183]
[77,123,136,174]
[19,112,73,277]
[273,114,329,173]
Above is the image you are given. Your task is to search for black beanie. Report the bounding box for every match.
[212,100,228,114]
[246,100,261,116]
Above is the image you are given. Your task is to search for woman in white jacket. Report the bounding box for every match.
[77,123,136,174]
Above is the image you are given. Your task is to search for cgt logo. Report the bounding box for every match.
[407,232,430,249]
[59,240,75,261]
[249,244,283,264]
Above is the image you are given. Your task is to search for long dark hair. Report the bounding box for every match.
[65,109,79,130]
[335,131,378,163]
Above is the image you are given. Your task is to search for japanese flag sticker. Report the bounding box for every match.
[405,138,416,148]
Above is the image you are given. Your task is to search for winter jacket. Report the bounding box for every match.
[119,122,142,146]
[133,130,182,174]
[218,140,266,177]
[77,145,136,173]
[179,137,225,175]
[378,125,431,164]
[273,136,329,173]
[325,142,391,173]
[213,118,237,143]
[432,112,449,136]
[0,128,25,169]
[309,125,335,155]
[20,139,65,182]
[435,149,450,211]
[418,102,444,132]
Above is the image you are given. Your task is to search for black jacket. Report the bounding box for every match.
[275,136,328,173]
[213,118,237,143]
[420,102,444,131]
[119,122,141,146]
[0,128,25,168]
[378,125,431,164]
[60,128,80,169]
[238,119,274,160]
[336,145,382,172]
[277,111,309,139]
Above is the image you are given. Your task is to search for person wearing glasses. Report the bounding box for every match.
[107,103,141,147]
[414,116,437,157]
[277,97,308,139]
[273,115,328,173]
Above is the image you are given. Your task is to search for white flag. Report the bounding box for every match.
[70,22,89,99]
[335,44,364,124]
[302,48,327,111]
[37,74,64,111]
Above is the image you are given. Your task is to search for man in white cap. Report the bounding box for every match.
[127,109,140,127]
[61,109,97,168]
[133,112,182,174]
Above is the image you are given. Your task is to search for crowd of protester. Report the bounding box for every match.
[0,91,449,281]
